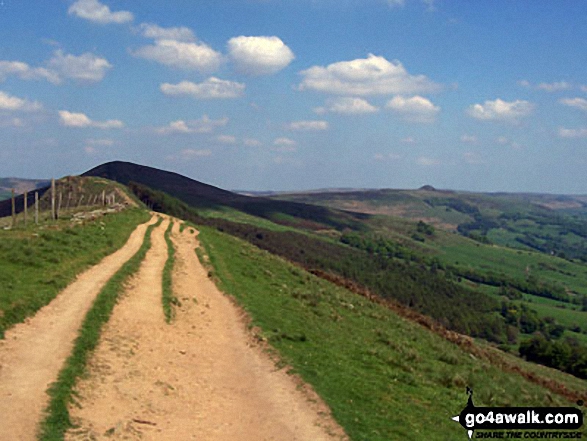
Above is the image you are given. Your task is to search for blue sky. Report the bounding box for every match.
[1,0,587,193]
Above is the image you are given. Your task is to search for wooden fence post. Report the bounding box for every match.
[51,178,56,220]
[35,192,39,225]
[11,188,15,228]
[57,192,62,219]
[24,190,28,226]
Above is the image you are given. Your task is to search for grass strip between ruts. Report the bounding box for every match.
[38,215,163,441]
[162,220,177,323]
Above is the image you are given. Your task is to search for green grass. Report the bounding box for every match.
[196,226,585,441]
[38,215,161,441]
[162,220,177,323]
[0,208,150,338]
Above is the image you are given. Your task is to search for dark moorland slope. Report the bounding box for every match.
[84,161,367,231]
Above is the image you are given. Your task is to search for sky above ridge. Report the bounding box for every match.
[1,0,586,193]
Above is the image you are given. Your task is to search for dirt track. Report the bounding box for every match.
[0,214,157,441]
[65,219,346,440]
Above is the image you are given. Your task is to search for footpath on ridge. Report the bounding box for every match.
[65,218,347,440]
[0,214,158,441]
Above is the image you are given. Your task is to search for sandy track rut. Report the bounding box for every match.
[0,214,158,441]
[66,219,347,441]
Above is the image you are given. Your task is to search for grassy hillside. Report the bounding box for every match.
[274,188,587,261]
[196,226,586,440]
[0,208,150,337]
[127,181,587,379]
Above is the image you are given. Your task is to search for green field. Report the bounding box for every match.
[0,208,150,337]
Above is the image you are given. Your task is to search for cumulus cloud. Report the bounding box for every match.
[467,98,534,122]
[216,134,237,144]
[519,80,572,92]
[68,0,133,24]
[460,134,477,144]
[385,95,440,122]
[315,97,378,115]
[137,23,195,42]
[49,50,112,82]
[133,39,222,72]
[287,120,329,131]
[558,127,587,139]
[559,97,587,112]
[228,36,294,75]
[0,60,60,84]
[416,156,441,166]
[273,137,297,151]
[374,152,402,161]
[156,115,228,135]
[244,138,262,147]
[59,110,123,129]
[537,81,572,92]
[181,148,212,157]
[0,91,42,112]
[581,85,587,93]
[160,77,245,99]
[299,54,440,96]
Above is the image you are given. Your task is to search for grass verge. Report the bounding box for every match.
[38,216,162,441]
[162,220,177,323]
[195,225,586,441]
[0,208,150,338]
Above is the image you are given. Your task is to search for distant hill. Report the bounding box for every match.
[0,178,50,201]
[272,188,587,261]
[83,161,367,231]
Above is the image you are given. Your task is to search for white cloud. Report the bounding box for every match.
[559,97,587,112]
[0,91,42,112]
[181,148,212,157]
[401,137,416,144]
[156,115,228,135]
[68,0,133,24]
[49,50,112,82]
[460,134,477,144]
[299,54,440,96]
[467,98,534,122]
[273,137,297,151]
[519,79,572,92]
[385,95,440,122]
[137,23,195,42]
[160,77,245,99]
[537,81,571,92]
[386,0,405,6]
[133,39,222,72]
[581,85,587,93]
[416,156,441,166]
[58,110,123,129]
[244,138,262,147]
[0,116,24,127]
[216,134,237,144]
[287,120,329,131]
[0,60,60,84]
[315,97,379,115]
[227,36,294,75]
[558,127,587,139]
